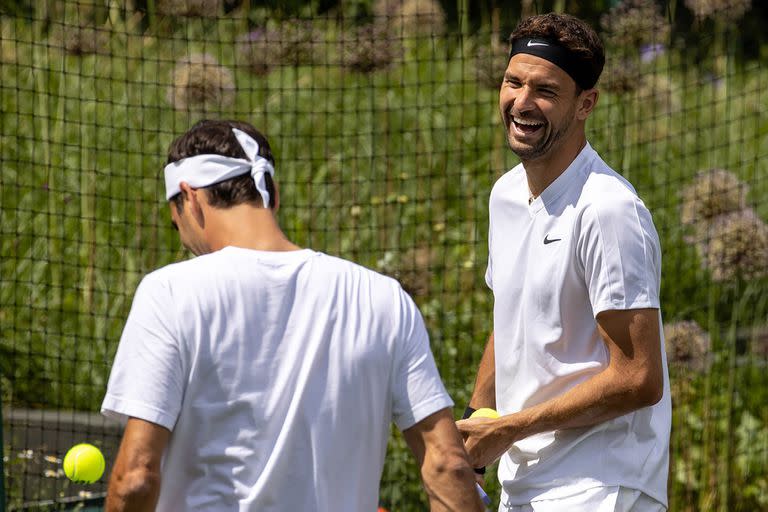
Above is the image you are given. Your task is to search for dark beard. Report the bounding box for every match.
[507,106,576,161]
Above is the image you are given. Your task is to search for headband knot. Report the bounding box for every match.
[509,37,599,90]
[163,128,275,207]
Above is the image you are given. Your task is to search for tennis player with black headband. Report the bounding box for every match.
[101,120,483,511]
[457,13,671,512]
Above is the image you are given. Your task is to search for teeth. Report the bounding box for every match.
[513,116,543,127]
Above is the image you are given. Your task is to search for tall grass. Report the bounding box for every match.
[1,6,766,510]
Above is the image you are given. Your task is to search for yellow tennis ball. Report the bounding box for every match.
[63,443,105,484]
[469,408,500,419]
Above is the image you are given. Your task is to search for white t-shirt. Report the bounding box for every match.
[486,143,671,506]
[102,247,452,511]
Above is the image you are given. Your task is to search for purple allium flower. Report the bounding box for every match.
[640,43,666,63]
[245,30,265,42]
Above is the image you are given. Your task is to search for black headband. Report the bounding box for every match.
[509,37,598,90]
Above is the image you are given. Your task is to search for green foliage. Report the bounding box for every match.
[670,363,768,511]
[1,4,767,510]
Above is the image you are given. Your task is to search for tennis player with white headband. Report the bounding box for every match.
[102,120,483,511]
[458,13,670,512]
[163,127,275,207]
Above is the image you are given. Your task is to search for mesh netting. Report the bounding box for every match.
[1,1,767,510]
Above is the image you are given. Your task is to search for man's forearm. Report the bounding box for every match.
[511,308,665,437]
[462,362,661,469]
[505,363,662,442]
[403,409,484,512]
[105,467,161,512]
[106,418,169,512]
[468,331,495,409]
[460,309,664,468]
[421,451,484,511]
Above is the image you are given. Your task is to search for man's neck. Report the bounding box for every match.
[522,134,587,200]
[204,206,301,253]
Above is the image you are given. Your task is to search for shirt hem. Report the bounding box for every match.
[501,480,668,508]
[101,394,177,431]
[591,299,660,317]
[394,395,454,431]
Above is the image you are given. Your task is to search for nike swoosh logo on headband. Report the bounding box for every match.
[527,41,549,47]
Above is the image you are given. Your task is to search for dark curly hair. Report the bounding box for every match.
[166,119,276,211]
[509,13,605,92]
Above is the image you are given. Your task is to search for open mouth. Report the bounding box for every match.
[512,116,545,135]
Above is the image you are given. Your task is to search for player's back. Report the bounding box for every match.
[134,247,422,510]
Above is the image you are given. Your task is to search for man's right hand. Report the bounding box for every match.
[456,414,514,469]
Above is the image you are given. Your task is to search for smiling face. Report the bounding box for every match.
[499,53,584,163]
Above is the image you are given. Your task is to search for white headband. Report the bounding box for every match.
[163,128,275,207]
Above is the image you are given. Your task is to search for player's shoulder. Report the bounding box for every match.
[578,152,646,212]
[582,147,635,190]
[136,250,243,295]
[573,155,658,241]
[490,163,526,200]
[314,252,404,291]
[493,163,526,188]
[317,253,417,313]
[143,253,213,282]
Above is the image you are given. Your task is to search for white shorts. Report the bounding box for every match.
[499,486,666,512]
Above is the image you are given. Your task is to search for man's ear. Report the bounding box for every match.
[576,88,599,121]
[179,182,205,225]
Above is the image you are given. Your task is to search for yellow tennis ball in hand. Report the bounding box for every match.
[63,443,105,484]
[469,408,500,419]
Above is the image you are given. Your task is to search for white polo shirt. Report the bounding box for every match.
[102,247,453,511]
[486,143,671,506]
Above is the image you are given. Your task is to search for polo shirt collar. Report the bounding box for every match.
[527,142,595,215]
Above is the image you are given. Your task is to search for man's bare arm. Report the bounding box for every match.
[468,331,495,410]
[106,418,170,512]
[458,309,664,467]
[402,408,484,512]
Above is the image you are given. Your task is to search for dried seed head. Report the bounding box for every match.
[664,320,711,371]
[167,53,235,111]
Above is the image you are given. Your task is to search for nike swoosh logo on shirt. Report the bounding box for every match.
[543,235,562,245]
[527,41,549,47]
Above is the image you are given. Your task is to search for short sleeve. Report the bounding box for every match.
[390,287,453,431]
[578,195,662,316]
[101,274,185,430]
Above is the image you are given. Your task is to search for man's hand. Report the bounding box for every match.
[458,309,664,470]
[456,415,516,469]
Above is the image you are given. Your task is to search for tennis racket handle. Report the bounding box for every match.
[476,482,491,506]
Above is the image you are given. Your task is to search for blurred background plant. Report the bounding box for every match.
[156,0,224,18]
[236,18,323,75]
[665,320,712,372]
[167,53,236,111]
[685,0,752,23]
[1,1,767,510]
[339,21,403,72]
